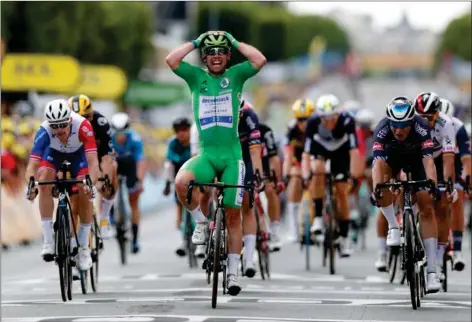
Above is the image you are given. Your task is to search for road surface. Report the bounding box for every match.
[2,203,471,322]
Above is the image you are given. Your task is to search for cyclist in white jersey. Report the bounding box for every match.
[25,99,99,270]
[440,98,471,270]
[414,92,457,282]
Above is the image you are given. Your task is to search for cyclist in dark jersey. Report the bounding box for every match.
[260,122,284,251]
[238,99,265,278]
[162,118,193,256]
[371,96,440,293]
[68,95,117,239]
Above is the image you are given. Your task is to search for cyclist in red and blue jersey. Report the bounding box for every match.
[110,113,146,254]
[371,96,441,293]
[25,99,99,271]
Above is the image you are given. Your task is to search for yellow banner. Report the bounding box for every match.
[75,65,127,99]
[1,54,80,92]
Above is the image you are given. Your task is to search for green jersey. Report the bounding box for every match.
[172,60,260,209]
[173,61,258,156]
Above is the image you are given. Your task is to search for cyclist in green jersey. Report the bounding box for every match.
[166,31,266,295]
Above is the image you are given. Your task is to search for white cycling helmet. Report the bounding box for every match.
[342,100,361,115]
[111,112,130,132]
[356,109,375,128]
[386,96,415,122]
[44,99,72,124]
[316,94,341,116]
[465,123,471,137]
[439,98,455,117]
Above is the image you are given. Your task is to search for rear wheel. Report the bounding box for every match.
[116,188,127,265]
[80,270,88,294]
[255,206,266,280]
[404,210,417,310]
[211,210,223,309]
[90,216,100,292]
[389,247,399,283]
[442,250,448,292]
[185,211,197,269]
[56,211,68,302]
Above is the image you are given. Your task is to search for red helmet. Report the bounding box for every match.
[414,92,441,115]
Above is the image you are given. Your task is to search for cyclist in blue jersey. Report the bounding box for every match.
[163,117,206,258]
[110,113,146,254]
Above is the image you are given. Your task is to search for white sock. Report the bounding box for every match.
[227,253,240,276]
[437,243,447,265]
[378,237,387,256]
[70,236,77,252]
[41,218,54,244]
[100,198,114,222]
[243,234,256,267]
[423,238,438,273]
[270,221,280,236]
[288,202,300,237]
[380,204,399,229]
[78,223,92,248]
[189,206,207,223]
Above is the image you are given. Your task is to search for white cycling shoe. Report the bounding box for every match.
[452,251,465,271]
[426,272,441,293]
[41,243,55,262]
[195,245,206,258]
[227,274,241,296]
[375,255,387,272]
[386,228,401,246]
[310,217,324,235]
[192,222,209,245]
[77,246,93,271]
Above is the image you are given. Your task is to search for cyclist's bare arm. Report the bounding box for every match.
[250,145,264,176]
[283,146,294,178]
[235,42,266,69]
[137,160,146,182]
[165,42,195,70]
[422,156,438,186]
[301,152,311,180]
[269,155,282,181]
[443,152,455,182]
[85,152,100,185]
[25,159,40,183]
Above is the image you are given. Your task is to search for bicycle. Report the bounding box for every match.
[113,174,128,265]
[27,161,94,302]
[187,180,254,309]
[374,176,435,310]
[182,207,198,269]
[80,176,109,294]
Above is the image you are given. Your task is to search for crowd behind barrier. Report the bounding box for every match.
[0,114,175,249]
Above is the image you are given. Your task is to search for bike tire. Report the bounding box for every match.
[117,187,127,266]
[80,270,88,294]
[389,247,399,283]
[255,206,266,280]
[186,211,197,269]
[404,210,417,310]
[56,210,68,302]
[442,251,448,292]
[304,205,311,271]
[90,216,99,293]
[328,213,336,275]
[212,209,223,309]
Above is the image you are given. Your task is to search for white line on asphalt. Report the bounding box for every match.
[0,314,464,322]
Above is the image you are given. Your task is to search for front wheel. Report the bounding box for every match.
[404,210,417,310]
[211,210,223,309]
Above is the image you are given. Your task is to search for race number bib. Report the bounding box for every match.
[199,93,233,130]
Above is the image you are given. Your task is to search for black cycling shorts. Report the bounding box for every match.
[384,150,426,182]
[310,140,350,182]
[116,155,139,193]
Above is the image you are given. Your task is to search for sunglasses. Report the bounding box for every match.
[296,117,308,122]
[389,121,412,129]
[204,47,229,56]
[50,122,69,130]
[320,114,338,121]
[419,114,437,122]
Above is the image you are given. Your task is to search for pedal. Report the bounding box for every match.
[202,259,208,270]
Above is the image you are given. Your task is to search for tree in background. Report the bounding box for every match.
[1,2,154,79]
[196,2,350,66]
[435,12,471,69]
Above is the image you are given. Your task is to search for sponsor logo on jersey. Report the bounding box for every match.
[422,139,434,149]
[235,160,245,206]
[372,142,384,151]
[377,126,389,139]
[250,130,261,139]
[415,122,428,137]
[220,77,230,89]
[246,116,256,130]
